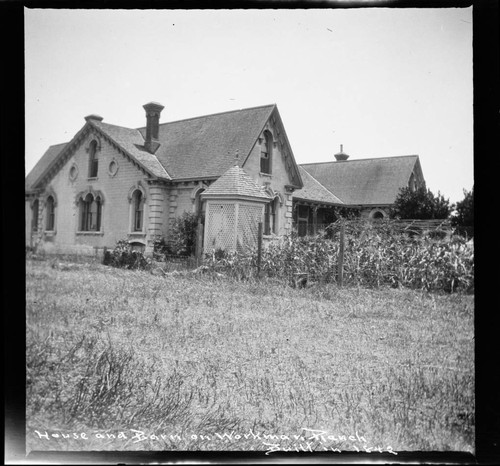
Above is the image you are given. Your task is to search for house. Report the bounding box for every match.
[293,145,426,235]
[25,103,304,255]
[25,102,426,255]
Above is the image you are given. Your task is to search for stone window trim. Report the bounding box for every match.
[30,198,40,232]
[87,139,100,178]
[264,190,281,236]
[260,130,273,175]
[128,184,147,234]
[75,188,105,233]
[76,231,105,236]
[108,158,119,177]
[69,163,79,181]
[190,183,209,201]
[44,193,57,232]
[127,183,147,203]
[191,184,208,218]
[369,208,387,220]
[85,135,102,153]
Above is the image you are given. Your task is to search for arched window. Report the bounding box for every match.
[264,196,279,235]
[132,190,144,232]
[32,199,39,232]
[370,209,386,220]
[46,196,55,231]
[409,173,416,192]
[79,193,102,231]
[260,131,273,174]
[195,188,206,219]
[88,140,99,178]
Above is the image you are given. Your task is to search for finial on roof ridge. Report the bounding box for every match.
[334,143,349,161]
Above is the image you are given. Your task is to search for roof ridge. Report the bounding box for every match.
[135,103,277,130]
[300,155,419,166]
[96,120,143,134]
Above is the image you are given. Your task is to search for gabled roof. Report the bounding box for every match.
[26,104,302,191]
[137,104,277,180]
[90,120,170,179]
[25,142,67,192]
[300,155,420,206]
[202,165,272,200]
[293,166,344,205]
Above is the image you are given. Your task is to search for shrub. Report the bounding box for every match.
[103,239,150,270]
[152,236,172,261]
[169,212,199,256]
[391,187,452,220]
[452,187,474,237]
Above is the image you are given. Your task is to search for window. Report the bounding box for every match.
[88,140,99,178]
[32,199,39,232]
[79,193,102,231]
[69,164,78,181]
[195,189,206,219]
[296,205,310,237]
[260,131,273,174]
[409,172,419,192]
[264,197,278,235]
[132,190,144,232]
[46,196,55,231]
[108,160,118,177]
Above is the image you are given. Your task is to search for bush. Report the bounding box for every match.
[391,187,452,220]
[152,236,172,261]
[169,212,199,256]
[452,187,474,237]
[103,239,150,270]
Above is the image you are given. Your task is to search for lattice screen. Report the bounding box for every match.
[237,204,264,252]
[205,203,236,251]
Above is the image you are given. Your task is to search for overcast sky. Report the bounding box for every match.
[25,7,473,203]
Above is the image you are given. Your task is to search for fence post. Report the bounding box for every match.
[257,222,263,278]
[195,217,204,267]
[337,219,345,287]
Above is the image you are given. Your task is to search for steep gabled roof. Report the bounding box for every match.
[90,120,170,179]
[300,155,420,205]
[25,142,67,192]
[293,166,344,205]
[137,104,277,180]
[202,165,272,200]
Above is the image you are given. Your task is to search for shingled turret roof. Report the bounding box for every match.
[202,165,272,200]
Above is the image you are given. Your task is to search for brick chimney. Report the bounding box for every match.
[334,144,349,161]
[143,102,164,153]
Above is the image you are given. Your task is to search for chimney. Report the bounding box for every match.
[84,114,103,122]
[143,102,164,153]
[334,144,349,161]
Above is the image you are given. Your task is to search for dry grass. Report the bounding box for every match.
[26,257,474,454]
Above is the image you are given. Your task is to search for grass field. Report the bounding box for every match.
[26,257,474,454]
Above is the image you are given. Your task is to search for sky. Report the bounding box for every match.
[25,7,473,204]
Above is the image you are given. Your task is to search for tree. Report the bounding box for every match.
[452,187,474,236]
[391,187,452,220]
